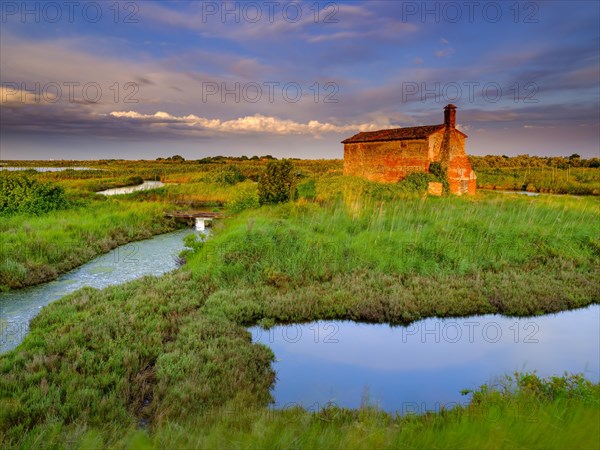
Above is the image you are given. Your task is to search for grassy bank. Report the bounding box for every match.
[475,167,600,195]
[0,199,177,290]
[1,187,598,447]
[96,373,600,450]
[187,190,599,322]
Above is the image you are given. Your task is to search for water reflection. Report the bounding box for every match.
[96,181,165,195]
[251,306,600,413]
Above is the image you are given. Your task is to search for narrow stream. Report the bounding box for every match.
[251,305,600,414]
[0,229,199,353]
[96,181,165,195]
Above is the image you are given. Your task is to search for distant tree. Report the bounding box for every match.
[250,156,259,161]
[169,155,185,162]
[258,159,296,205]
[568,153,581,167]
[585,158,600,168]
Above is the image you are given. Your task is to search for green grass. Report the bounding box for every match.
[185,189,599,322]
[0,199,177,290]
[476,167,600,195]
[115,374,600,450]
[1,183,598,448]
[125,180,257,208]
[1,166,599,447]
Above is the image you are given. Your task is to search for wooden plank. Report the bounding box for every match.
[164,210,224,219]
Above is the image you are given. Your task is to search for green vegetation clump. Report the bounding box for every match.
[187,194,598,323]
[428,161,450,193]
[258,159,297,205]
[0,174,68,216]
[398,172,437,193]
[213,165,246,185]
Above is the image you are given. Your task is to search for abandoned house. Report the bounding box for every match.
[342,104,476,195]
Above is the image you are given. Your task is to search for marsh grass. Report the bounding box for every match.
[1,171,599,448]
[0,200,177,290]
[125,180,257,208]
[476,167,600,195]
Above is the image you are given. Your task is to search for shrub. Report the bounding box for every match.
[428,161,450,194]
[0,174,69,216]
[258,159,297,205]
[398,172,437,193]
[215,166,246,185]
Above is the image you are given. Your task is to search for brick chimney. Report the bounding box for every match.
[444,104,456,128]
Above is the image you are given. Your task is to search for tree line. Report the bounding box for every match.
[469,154,600,169]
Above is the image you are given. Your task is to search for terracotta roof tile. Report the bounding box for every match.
[342,124,445,144]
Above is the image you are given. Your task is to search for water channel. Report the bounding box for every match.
[96,181,165,195]
[0,229,197,353]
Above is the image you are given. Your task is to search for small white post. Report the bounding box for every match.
[195,218,205,231]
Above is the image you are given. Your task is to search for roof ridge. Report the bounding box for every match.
[341,124,451,144]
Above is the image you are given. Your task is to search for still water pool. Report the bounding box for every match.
[251,305,599,413]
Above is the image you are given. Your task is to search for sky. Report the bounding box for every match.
[0,0,598,160]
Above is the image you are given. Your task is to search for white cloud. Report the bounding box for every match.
[109,110,383,136]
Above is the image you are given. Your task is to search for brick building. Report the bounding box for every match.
[342,104,476,195]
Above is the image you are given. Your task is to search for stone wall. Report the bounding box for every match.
[443,129,477,195]
[343,140,430,183]
[427,129,445,161]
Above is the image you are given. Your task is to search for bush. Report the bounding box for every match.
[215,166,246,185]
[258,160,297,205]
[126,176,144,186]
[398,172,437,193]
[0,174,69,216]
[428,161,450,194]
